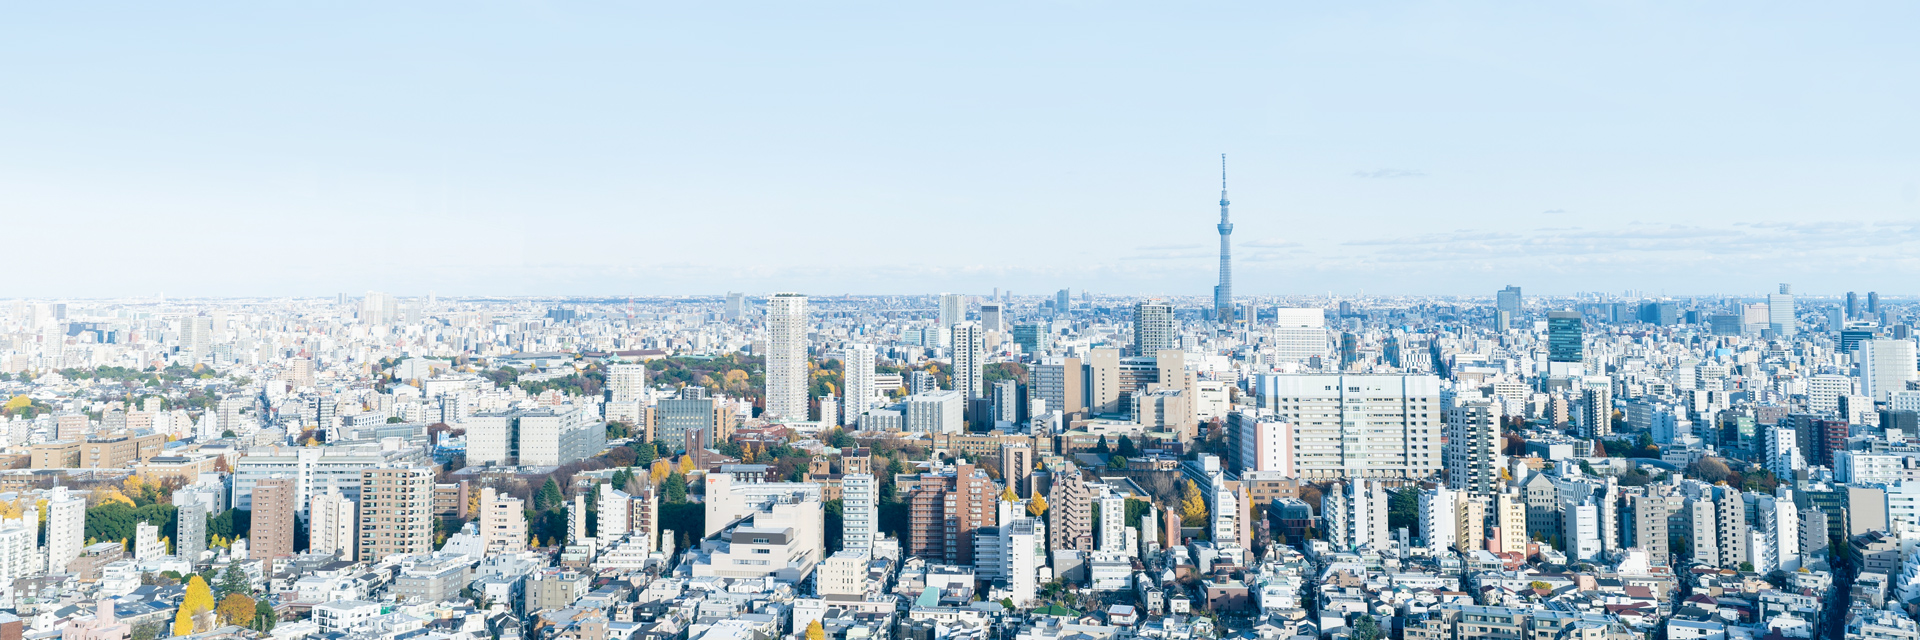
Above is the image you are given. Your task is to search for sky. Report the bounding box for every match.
[2,2,1917,299]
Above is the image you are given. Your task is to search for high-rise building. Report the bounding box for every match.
[939,293,966,344]
[991,380,1019,424]
[1230,412,1290,474]
[176,500,207,563]
[1055,289,1070,314]
[1768,284,1796,336]
[1321,479,1387,552]
[979,303,1004,333]
[1030,357,1082,418]
[765,293,809,421]
[1257,374,1443,481]
[1494,491,1527,555]
[843,343,877,418]
[1097,493,1127,552]
[1848,292,1861,319]
[656,387,722,453]
[1860,339,1918,402]
[951,322,985,400]
[724,292,746,319]
[480,487,528,554]
[1133,301,1175,355]
[1271,308,1328,364]
[1495,286,1522,329]
[252,478,297,572]
[1579,377,1613,439]
[1048,466,1093,552]
[596,486,630,542]
[1624,494,1669,567]
[1444,400,1502,495]
[1869,291,1881,315]
[358,467,434,562]
[906,460,999,564]
[842,473,877,552]
[608,364,648,404]
[1011,323,1050,355]
[905,391,965,434]
[310,487,357,560]
[1547,311,1583,374]
[1214,154,1234,323]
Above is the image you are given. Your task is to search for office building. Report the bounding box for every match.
[991,380,1019,424]
[1011,323,1050,354]
[1258,374,1443,481]
[939,294,966,343]
[952,322,985,400]
[1547,311,1583,376]
[1769,284,1796,336]
[1134,301,1175,355]
[1271,308,1327,363]
[1579,377,1612,439]
[906,390,965,434]
[310,487,357,560]
[1097,493,1126,552]
[177,500,208,563]
[765,292,809,421]
[980,303,1004,333]
[358,467,435,562]
[1229,412,1290,474]
[1030,357,1082,418]
[1860,339,1918,402]
[655,387,731,453]
[1496,286,1522,328]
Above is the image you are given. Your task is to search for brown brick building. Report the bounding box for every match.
[907,461,1000,565]
[252,478,297,572]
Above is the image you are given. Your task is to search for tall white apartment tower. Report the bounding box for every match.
[1444,400,1504,495]
[843,344,877,418]
[46,486,84,574]
[309,487,357,560]
[1133,301,1176,355]
[842,474,877,552]
[608,364,648,403]
[765,293,810,421]
[952,322,986,400]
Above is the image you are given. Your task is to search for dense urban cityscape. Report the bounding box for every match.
[4,183,1919,640]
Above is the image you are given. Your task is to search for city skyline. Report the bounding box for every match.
[3,3,1917,297]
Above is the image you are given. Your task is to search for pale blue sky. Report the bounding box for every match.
[3,2,1916,298]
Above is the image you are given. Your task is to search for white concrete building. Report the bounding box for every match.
[765,293,810,421]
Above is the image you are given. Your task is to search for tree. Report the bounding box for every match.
[1180,479,1208,527]
[1094,436,1110,454]
[217,593,255,627]
[179,575,215,634]
[1387,489,1419,539]
[677,455,695,474]
[663,473,688,503]
[1740,561,1755,572]
[1106,456,1126,470]
[1351,614,1383,640]
[1688,457,1733,483]
[535,478,564,512]
[217,560,250,598]
[806,620,825,640]
[1028,494,1048,517]
[251,600,277,632]
[1116,435,1139,457]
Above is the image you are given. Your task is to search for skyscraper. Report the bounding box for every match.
[1214,154,1233,323]
[1133,300,1175,355]
[938,293,966,343]
[843,344,877,418]
[1547,310,1583,376]
[1861,339,1918,402]
[1768,283,1796,336]
[765,293,809,421]
[1848,292,1861,319]
[176,500,207,563]
[1444,400,1503,495]
[952,322,985,400]
[1496,286,1522,329]
[1055,289,1070,314]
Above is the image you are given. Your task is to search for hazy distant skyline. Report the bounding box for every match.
[4,3,1917,297]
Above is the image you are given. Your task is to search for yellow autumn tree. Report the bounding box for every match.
[1028,494,1048,517]
[677,455,694,474]
[2,396,28,412]
[650,459,670,484]
[97,489,135,507]
[172,604,195,636]
[1000,486,1017,502]
[217,593,255,627]
[806,620,825,640]
[1180,479,1208,526]
[0,499,21,520]
[181,575,216,632]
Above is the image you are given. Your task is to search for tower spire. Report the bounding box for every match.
[1214,154,1233,325]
